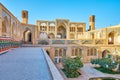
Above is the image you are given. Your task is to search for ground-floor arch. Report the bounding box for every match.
[48,33,55,39]
[102,50,111,58]
[23,29,32,44]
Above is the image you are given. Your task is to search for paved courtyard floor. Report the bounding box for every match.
[56,63,120,80]
[0,47,52,80]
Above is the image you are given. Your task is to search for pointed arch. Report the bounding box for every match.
[63,49,66,57]
[108,31,117,44]
[117,34,120,43]
[55,50,58,57]
[75,48,78,56]
[48,33,55,39]
[57,23,66,39]
[2,16,8,36]
[102,49,111,58]
[59,49,62,57]
[23,28,32,43]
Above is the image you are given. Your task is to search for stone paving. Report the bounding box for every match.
[56,63,120,80]
[0,47,52,80]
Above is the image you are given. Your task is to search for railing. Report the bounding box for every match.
[48,39,106,45]
[48,39,80,45]
[0,37,20,54]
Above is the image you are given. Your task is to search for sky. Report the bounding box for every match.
[0,0,120,30]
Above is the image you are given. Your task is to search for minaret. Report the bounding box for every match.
[89,15,95,31]
[22,10,28,24]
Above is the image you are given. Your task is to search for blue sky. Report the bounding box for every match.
[0,0,120,30]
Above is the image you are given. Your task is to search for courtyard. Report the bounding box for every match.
[0,47,120,80]
[0,1,120,80]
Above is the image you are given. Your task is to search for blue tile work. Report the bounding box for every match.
[52,40,65,44]
[67,40,79,44]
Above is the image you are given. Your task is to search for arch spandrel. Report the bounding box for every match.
[22,26,34,33]
[56,19,69,28]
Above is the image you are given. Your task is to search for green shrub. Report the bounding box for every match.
[91,58,119,73]
[91,58,100,65]
[62,56,83,78]
[94,67,120,74]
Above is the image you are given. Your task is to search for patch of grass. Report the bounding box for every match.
[94,67,120,74]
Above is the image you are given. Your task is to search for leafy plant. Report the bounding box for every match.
[91,58,119,73]
[62,56,83,78]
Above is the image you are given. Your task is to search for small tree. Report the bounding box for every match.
[62,56,83,78]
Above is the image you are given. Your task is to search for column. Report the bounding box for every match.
[62,48,63,57]
[47,22,48,34]
[78,48,79,56]
[83,24,86,32]
[66,21,70,39]
[96,49,98,58]
[75,25,77,39]
[35,27,38,45]
[55,22,57,39]
[83,47,88,62]
[37,21,40,31]
[31,28,34,44]
[74,48,75,56]
[66,47,71,57]
[106,28,108,45]
[98,48,102,58]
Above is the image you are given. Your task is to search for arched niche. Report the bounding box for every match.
[108,31,117,44]
[23,28,32,43]
[2,16,8,36]
[48,33,55,39]
[57,24,66,39]
[102,50,111,58]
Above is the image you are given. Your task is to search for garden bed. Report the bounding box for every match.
[94,67,120,74]
[62,69,81,78]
